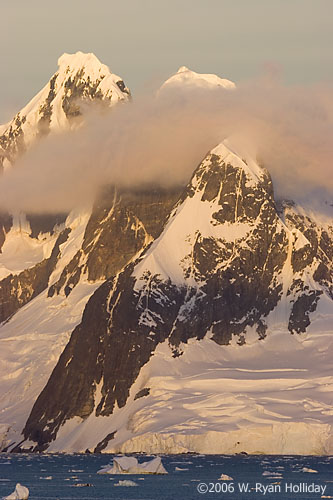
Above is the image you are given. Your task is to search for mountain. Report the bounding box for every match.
[23,142,333,454]
[0,51,130,173]
[0,61,332,455]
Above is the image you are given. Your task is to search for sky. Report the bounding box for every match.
[1,0,333,123]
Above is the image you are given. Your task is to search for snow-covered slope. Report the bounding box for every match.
[21,141,333,454]
[47,329,333,455]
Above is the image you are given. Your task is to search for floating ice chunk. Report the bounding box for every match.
[262,471,282,477]
[302,467,318,473]
[171,461,193,464]
[97,456,167,475]
[218,474,233,481]
[114,480,138,487]
[175,467,189,471]
[2,483,29,500]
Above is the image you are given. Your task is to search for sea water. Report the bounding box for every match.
[0,453,332,499]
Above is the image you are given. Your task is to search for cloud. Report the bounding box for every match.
[0,75,332,214]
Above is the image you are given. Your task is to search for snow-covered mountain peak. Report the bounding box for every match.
[0,52,130,171]
[133,141,273,289]
[177,65,190,73]
[209,142,264,184]
[56,51,130,97]
[58,51,107,74]
[161,66,236,90]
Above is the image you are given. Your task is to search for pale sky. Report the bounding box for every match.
[1,0,332,123]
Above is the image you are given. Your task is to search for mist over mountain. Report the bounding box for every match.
[0,60,332,215]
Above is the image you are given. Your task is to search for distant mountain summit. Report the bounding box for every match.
[161,66,235,91]
[0,51,130,172]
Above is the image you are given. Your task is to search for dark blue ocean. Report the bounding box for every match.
[0,453,332,500]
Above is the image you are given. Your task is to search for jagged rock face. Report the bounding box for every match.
[48,186,181,297]
[27,142,332,450]
[0,51,130,171]
[0,229,70,324]
[281,202,333,299]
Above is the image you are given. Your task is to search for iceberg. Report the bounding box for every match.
[2,483,29,500]
[97,456,167,474]
[302,467,318,473]
[262,471,282,477]
[114,480,138,487]
[218,474,233,481]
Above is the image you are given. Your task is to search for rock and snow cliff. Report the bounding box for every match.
[0,59,332,455]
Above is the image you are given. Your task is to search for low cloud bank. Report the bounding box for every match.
[0,74,332,213]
